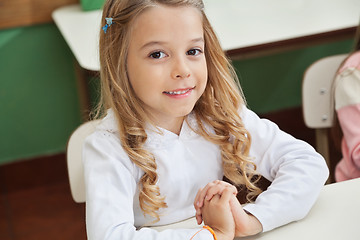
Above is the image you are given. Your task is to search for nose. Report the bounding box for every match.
[171,56,191,79]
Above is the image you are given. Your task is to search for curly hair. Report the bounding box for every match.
[97,0,262,223]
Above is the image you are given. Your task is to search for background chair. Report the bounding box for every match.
[66,120,100,203]
[302,54,347,182]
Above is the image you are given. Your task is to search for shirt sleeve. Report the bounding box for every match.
[83,130,214,240]
[240,107,329,232]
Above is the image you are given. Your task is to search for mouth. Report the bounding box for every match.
[163,87,195,96]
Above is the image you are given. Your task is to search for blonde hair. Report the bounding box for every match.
[97,0,262,222]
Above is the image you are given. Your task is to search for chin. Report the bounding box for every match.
[174,107,195,118]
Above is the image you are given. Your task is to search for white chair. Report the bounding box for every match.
[302,54,347,181]
[66,120,101,203]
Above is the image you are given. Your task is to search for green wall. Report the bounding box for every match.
[0,22,354,165]
[0,24,82,165]
[233,39,353,114]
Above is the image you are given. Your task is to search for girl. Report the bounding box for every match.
[83,0,329,239]
[334,23,360,182]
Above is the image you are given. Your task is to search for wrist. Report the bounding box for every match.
[235,211,263,237]
[248,214,262,235]
[213,230,233,240]
[211,227,234,240]
[203,226,218,240]
[236,213,262,237]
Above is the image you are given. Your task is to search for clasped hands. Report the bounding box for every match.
[194,180,262,240]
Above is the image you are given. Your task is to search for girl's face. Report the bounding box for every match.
[127,4,208,134]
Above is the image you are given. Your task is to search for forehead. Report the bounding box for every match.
[129,5,204,44]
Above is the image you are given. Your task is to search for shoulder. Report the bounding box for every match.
[83,109,134,167]
[85,109,121,149]
[338,51,360,74]
[335,51,360,110]
[94,109,119,133]
[83,124,142,181]
[238,105,275,133]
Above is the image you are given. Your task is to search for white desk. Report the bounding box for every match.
[52,6,102,72]
[150,178,360,240]
[52,0,360,71]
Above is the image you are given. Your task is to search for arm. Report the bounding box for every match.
[83,130,215,240]
[229,195,262,237]
[239,107,329,232]
[195,107,328,234]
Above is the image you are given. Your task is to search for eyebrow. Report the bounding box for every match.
[140,37,204,50]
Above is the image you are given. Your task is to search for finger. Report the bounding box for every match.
[206,193,221,204]
[205,183,238,201]
[196,180,235,207]
[197,182,217,207]
[205,184,226,201]
[195,199,203,222]
[229,195,245,217]
[195,204,202,217]
[194,188,203,210]
[196,212,202,225]
[229,184,238,195]
[215,180,237,195]
[219,187,234,204]
[221,181,238,195]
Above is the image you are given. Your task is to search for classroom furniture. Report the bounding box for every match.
[239,178,360,240]
[302,54,347,182]
[0,0,78,29]
[67,119,360,240]
[151,177,360,240]
[52,1,359,118]
[52,0,360,71]
[66,119,100,203]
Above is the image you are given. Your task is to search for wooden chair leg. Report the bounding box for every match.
[315,128,331,183]
[74,60,91,121]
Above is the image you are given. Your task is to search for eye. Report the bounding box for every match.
[187,48,202,56]
[149,51,167,59]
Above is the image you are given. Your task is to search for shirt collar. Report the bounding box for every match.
[145,113,199,149]
[99,109,200,148]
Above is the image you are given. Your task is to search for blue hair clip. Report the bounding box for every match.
[102,17,113,33]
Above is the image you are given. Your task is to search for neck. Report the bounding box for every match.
[155,116,185,135]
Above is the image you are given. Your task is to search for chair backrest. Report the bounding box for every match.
[302,54,347,182]
[302,54,347,128]
[66,120,101,203]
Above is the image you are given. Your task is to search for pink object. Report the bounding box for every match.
[335,51,360,181]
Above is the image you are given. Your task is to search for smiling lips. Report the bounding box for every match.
[163,87,195,97]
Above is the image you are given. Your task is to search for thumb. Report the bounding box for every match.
[229,195,247,218]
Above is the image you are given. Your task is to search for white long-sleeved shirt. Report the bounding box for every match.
[83,106,329,240]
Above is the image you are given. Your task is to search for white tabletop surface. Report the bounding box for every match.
[241,178,360,240]
[149,178,360,240]
[52,0,360,71]
[205,0,359,51]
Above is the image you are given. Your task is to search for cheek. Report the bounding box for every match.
[127,56,147,90]
[127,64,160,103]
[199,61,208,88]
